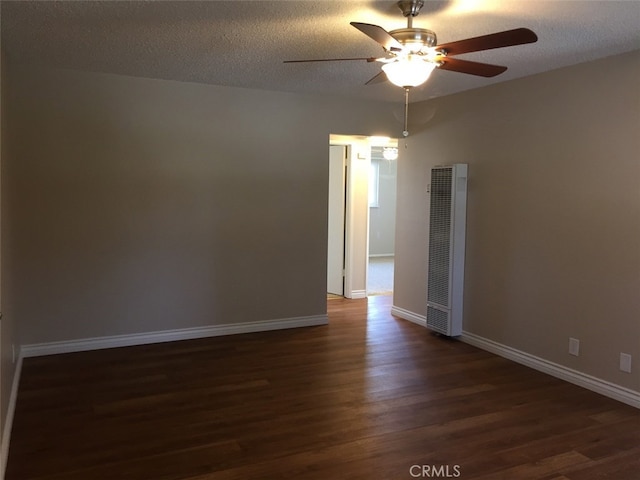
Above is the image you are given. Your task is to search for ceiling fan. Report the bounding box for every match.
[285,0,538,136]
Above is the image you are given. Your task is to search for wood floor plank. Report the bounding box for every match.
[6,296,640,479]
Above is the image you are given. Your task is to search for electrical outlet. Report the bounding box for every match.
[569,337,580,356]
[620,353,632,373]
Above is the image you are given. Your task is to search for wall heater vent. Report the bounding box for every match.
[426,164,468,336]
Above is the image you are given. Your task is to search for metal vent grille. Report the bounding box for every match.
[426,306,449,334]
[427,167,452,307]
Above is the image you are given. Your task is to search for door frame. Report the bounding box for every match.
[328,135,371,299]
[327,144,347,296]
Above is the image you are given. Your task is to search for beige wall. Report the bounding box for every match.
[394,50,640,392]
[0,15,19,472]
[4,64,399,346]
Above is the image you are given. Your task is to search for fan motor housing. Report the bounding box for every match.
[390,28,437,51]
[397,0,425,17]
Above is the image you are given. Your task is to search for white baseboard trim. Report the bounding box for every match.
[21,314,328,358]
[390,306,639,409]
[369,254,395,258]
[461,331,640,409]
[1,353,23,479]
[390,306,426,327]
[349,290,367,300]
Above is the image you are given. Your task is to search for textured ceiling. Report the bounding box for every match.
[2,1,639,103]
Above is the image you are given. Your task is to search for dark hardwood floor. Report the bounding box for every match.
[7,296,640,479]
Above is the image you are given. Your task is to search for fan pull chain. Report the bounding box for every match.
[403,87,410,137]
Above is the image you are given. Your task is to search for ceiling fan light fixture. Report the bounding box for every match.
[382,56,436,88]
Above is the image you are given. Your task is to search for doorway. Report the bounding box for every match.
[327,135,398,299]
[326,135,369,299]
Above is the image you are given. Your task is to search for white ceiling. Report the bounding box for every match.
[2,1,639,103]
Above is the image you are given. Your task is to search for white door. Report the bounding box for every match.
[327,145,346,295]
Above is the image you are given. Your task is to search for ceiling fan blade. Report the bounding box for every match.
[350,22,403,52]
[365,71,388,85]
[436,28,538,56]
[284,57,378,63]
[438,57,507,77]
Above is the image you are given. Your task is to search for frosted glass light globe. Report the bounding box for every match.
[382,56,436,88]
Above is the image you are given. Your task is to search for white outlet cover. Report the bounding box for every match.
[569,338,580,356]
[620,353,632,373]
